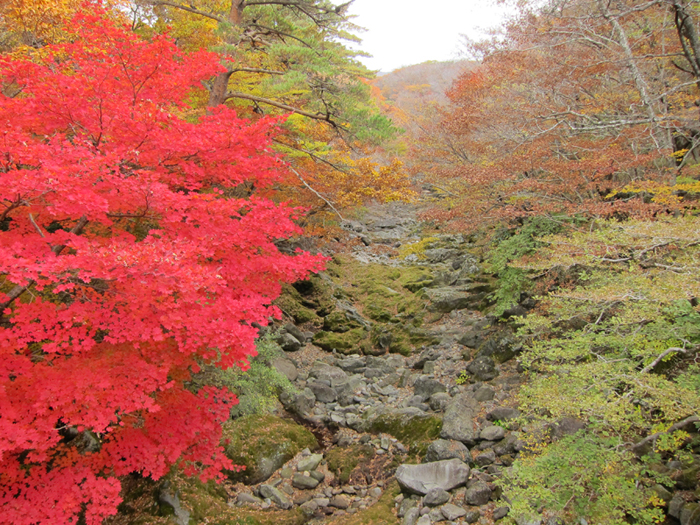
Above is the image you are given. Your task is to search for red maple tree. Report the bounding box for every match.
[0,8,324,524]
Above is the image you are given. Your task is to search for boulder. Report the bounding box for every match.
[466,356,498,381]
[480,425,506,441]
[487,407,521,421]
[440,393,479,445]
[414,376,448,400]
[292,473,320,490]
[297,453,323,472]
[284,323,307,343]
[424,439,471,463]
[442,503,467,520]
[423,487,450,507]
[259,484,292,509]
[222,414,318,485]
[271,356,298,382]
[464,480,492,506]
[429,392,452,412]
[307,381,337,403]
[425,287,472,313]
[277,332,302,352]
[395,458,470,495]
[280,387,316,417]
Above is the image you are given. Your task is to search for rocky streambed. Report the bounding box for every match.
[110,203,700,525]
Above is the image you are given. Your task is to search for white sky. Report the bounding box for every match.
[347,0,515,72]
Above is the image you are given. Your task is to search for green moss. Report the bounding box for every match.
[221,414,318,484]
[326,480,401,525]
[274,285,319,325]
[367,414,442,457]
[325,445,375,484]
[312,328,368,354]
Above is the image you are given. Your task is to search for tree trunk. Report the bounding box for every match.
[207,0,244,108]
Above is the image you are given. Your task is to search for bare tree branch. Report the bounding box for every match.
[224,91,342,126]
[289,167,344,221]
[147,0,224,22]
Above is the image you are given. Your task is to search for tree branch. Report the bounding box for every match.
[640,346,688,374]
[0,216,88,315]
[289,167,344,221]
[224,91,342,127]
[147,1,224,22]
[632,415,700,454]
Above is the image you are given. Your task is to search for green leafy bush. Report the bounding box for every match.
[501,434,666,525]
[190,333,297,417]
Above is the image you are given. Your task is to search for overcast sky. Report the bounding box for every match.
[347,0,515,73]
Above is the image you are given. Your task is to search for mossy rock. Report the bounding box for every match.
[313,327,368,354]
[222,414,318,484]
[399,270,435,293]
[325,480,401,525]
[325,444,375,484]
[323,310,365,332]
[365,411,442,457]
[275,285,319,325]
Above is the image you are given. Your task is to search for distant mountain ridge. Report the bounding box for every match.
[373,60,476,105]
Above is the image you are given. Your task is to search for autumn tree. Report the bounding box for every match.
[0,9,323,524]
[414,0,700,231]
[129,0,409,222]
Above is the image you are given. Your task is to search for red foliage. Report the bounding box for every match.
[0,9,324,524]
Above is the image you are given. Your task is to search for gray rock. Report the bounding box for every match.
[474,386,495,402]
[395,459,470,495]
[464,481,492,506]
[480,425,506,441]
[466,356,498,381]
[292,473,320,490]
[681,503,700,525]
[272,357,298,382]
[487,407,520,421]
[309,470,325,482]
[281,387,316,417]
[299,499,319,515]
[464,510,481,523]
[425,287,473,313]
[236,492,262,506]
[416,516,432,525]
[494,507,510,520]
[297,453,323,471]
[429,392,452,412]
[259,484,292,509]
[403,507,420,525]
[284,323,307,343]
[308,381,337,403]
[330,495,350,509]
[425,439,471,463]
[669,495,685,518]
[476,335,518,363]
[399,497,418,518]
[158,483,190,525]
[309,362,349,385]
[441,503,467,520]
[458,332,483,349]
[406,395,429,411]
[337,357,367,373]
[440,393,479,445]
[277,332,302,352]
[474,449,496,466]
[423,487,450,507]
[414,376,447,400]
